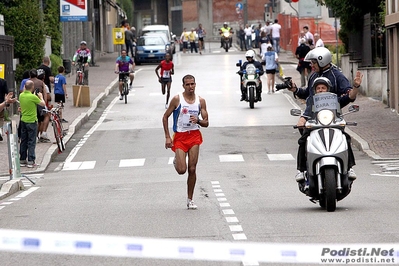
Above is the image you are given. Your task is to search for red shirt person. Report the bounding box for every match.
[155,53,175,109]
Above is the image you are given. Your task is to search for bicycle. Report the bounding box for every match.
[45,103,67,153]
[117,71,133,104]
[75,62,85,85]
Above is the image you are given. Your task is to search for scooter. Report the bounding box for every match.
[291,92,359,212]
[236,60,261,109]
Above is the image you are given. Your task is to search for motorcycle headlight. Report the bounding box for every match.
[317,110,334,126]
[223,32,230,37]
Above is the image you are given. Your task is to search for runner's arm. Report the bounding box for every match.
[198,97,209,128]
[163,95,179,148]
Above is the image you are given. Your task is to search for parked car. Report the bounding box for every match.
[141,25,176,54]
[135,35,168,64]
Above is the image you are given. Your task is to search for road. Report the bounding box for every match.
[0,45,398,266]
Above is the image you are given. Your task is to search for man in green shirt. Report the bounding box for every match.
[19,79,45,168]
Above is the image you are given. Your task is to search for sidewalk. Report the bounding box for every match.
[0,52,120,179]
[274,50,399,160]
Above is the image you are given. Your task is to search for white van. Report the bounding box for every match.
[141,25,176,54]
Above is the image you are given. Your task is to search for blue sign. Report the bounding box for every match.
[236,2,243,10]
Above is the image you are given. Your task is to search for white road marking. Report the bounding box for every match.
[232,233,247,240]
[217,198,227,202]
[9,198,21,201]
[219,202,231,207]
[212,185,221,188]
[1,202,13,205]
[267,154,295,161]
[219,154,244,162]
[79,161,96,170]
[16,187,40,198]
[211,181,220,184]
[226,217,239,223]
[215,193,225,197]
[0,206,5,211]
[119,158,146,167]
[222,209,235,215]
[213,189,223,193]
[229,225,243,232]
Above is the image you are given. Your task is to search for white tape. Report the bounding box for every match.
[1,229,398,264]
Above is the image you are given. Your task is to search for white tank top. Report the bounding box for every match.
[172,93,201,132]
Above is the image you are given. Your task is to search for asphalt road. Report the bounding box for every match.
[0,46,398,266]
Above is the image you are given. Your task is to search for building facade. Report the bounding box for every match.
[385,0,399,113]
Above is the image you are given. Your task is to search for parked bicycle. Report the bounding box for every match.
[116,71,134,104]
[75,62,85,85]
[45,103,67,153]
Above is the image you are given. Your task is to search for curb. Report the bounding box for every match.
[0,78,119,197]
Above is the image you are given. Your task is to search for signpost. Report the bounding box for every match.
[60,0,88,22]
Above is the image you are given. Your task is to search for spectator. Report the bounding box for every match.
[37,56,54,95]
[0,92,16,112]
[297,31,306,46]
[238,25,246,51]
[263,44,279,94]
[37,69,51,143]
[259,31,271,56]
[0,77,8,141]
[124,22,135,57]
[19,80,46,168]
[303,26,314,44]
[270,19,281,54]
[314,33,324,47]
[54,66,68,123]
[244,24,253,50]
[180,28,189,53]
[29,69,47,142]
[19,71,31,92]
[295,38,311,87]
[188,28,198,53]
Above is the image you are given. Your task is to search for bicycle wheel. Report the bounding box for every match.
[52,120,65,153]
[124,82,128,104]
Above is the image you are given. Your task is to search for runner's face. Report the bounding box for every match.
[183,78,196,93]
[165,54,171,61]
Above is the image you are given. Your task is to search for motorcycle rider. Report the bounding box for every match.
[219,22,233,48]
[72,41,91,85]
[238,50,264,101]
[287,47,362,181]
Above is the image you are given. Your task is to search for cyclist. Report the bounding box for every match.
[72,41,91,85]
[155,53,174,109]
[114,49,135,101]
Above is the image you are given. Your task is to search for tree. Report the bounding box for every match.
[0,0,46,81]
[315,0,384,50]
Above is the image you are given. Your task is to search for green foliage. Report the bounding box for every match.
[49,54,63,76]
[43,0,62,56]
[0,0,46,82]
[117,0,134,25]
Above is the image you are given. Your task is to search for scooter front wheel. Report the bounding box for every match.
[324,167,337,212]
[248,86,255,109]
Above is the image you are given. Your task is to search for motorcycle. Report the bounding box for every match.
[236,60,261,109]
[221,31,232,52]
[291,92,359,212]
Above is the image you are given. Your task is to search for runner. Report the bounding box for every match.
[155,53,174,109]
[162,74,209,209]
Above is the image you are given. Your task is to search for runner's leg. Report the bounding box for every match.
[187,145,199,200]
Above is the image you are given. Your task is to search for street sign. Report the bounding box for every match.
[60,0,88,22]
[236,2,243,11]
[113,28,125,45]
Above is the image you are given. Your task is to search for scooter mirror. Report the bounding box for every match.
[348,104,360,113]
[290,109,301,116]
[236,62,241,67]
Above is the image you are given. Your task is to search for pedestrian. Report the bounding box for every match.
[263,21,272,46]
[54,66,68,122]
[188,28,198,53]
[0,77,8,141]
[115,49,135,101]
[297,31,306,46]
[270,19,281,53]
[19,80,46,168]
[19,70,30,92]
[303,26,314,44]
[238,25,246,51]
[295,38,311,87]
[180,28,189,53]
[244,24,253,50]
[196,23,206,55]
[29,69,47,142]
[72,41,91,85]
[259,31,271,56]
[254,24,261,48]
[37,69,52,143]
[155,53,174,109]
[124,23,135,57]
[162,74,209,210]
[263,44,279,94]
[37,56,53,93]
[314,33,324,47]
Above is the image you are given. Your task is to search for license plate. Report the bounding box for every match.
[148,54,155,57]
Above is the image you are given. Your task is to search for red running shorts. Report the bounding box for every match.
[172,130,203,153]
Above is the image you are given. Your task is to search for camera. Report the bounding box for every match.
[275,77,292,91]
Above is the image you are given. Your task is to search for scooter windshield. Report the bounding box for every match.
[245,64,256,75]
[312,92,340,113]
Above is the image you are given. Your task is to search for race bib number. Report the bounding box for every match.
[163,70,171,78]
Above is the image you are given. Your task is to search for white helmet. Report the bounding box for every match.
[312,77,332,93]
[80,41,87,45]
[304,47,332,68]
[245,50,255,58]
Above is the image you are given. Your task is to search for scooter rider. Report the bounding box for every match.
[238,50,264,102]
[219,22,233,48]
[295,75,363,186]
[287,47,362,181]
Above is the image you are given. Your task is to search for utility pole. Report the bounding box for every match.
[243,0,248,26]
